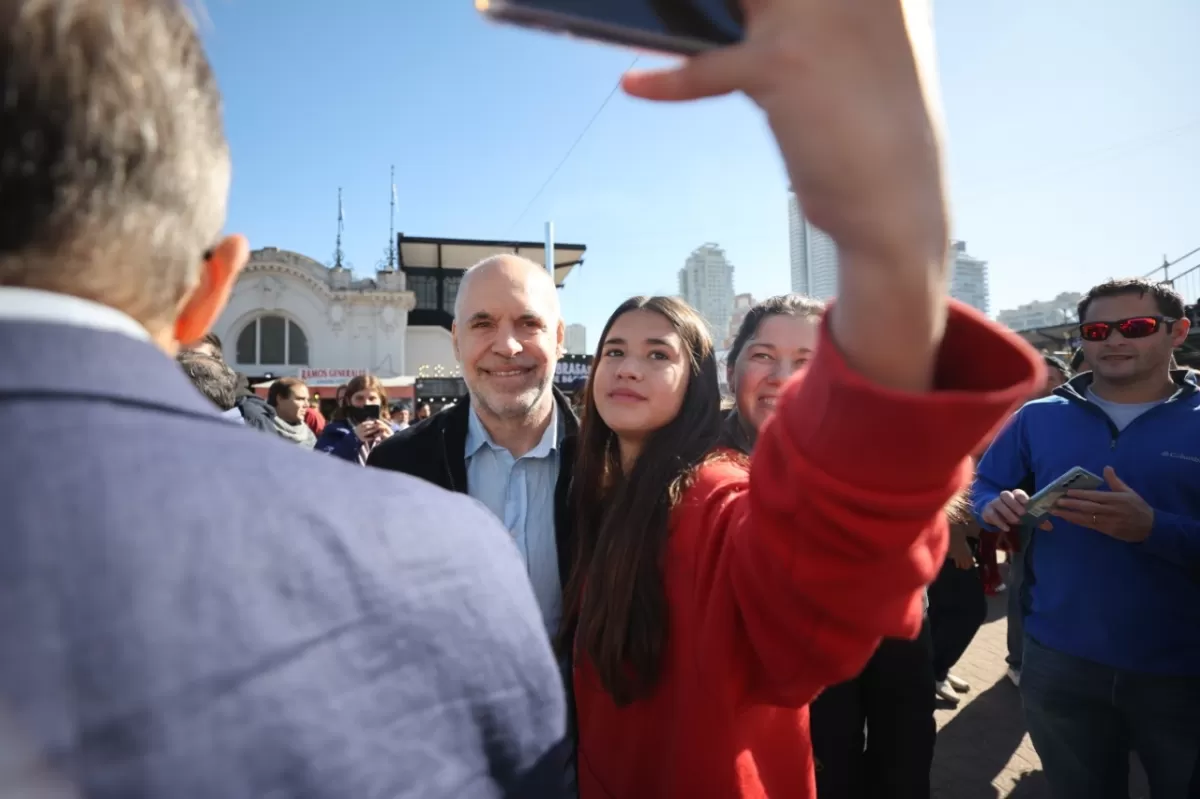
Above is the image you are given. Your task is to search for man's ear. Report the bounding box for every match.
[175,234,249,351]
[556,318,566,360]
[451,321,460,362]
[1171,316,1191,348]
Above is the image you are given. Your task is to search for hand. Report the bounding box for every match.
[353,420,390,444]
[624,0,948,392]
[624,0,946,265]
[949,531,975,570]
[1050,467,1154,543]
[981,489,1030,533]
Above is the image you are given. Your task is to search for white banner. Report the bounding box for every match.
[298,368,366,387]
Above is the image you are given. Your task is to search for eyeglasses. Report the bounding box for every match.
[1078,316,1176,342]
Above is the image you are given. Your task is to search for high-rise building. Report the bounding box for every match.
[725,293,757,349]
[678,243,735,341]
[564,323,588,355]
[788,190,838,300]
[949,241,990,316]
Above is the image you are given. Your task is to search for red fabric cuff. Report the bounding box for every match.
[774,299,1044,495]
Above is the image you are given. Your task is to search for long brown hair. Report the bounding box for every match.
[562,296,722,705]
[331,374,391,422]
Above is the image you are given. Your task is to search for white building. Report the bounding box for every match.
[215,235,587,397]
[998,292,1083,331]
[678,243,735,340]
[565,323,588,355]
[949,240,990,316]
[788,190,839,300]
[725,292,756,349]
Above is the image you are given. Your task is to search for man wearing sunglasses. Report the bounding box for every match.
[972,278,1200,798]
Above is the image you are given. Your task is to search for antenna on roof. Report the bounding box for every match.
[387,166,397,270]
[333,187,346,270]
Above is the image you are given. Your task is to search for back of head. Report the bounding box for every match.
[177,352,237,411]
[0,0,230,330]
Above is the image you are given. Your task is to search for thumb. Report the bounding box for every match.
[621,47,751,103]
[1104,466,1131,492]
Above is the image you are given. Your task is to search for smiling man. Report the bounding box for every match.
[973,278,1200,798]
[370,255,579,635]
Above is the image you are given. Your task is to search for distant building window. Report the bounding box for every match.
[444,276,462,311]
[235,315,309,366]
[410,275,438,310]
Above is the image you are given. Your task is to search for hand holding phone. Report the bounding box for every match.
[1019,467,1105,527]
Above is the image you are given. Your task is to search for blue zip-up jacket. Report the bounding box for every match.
[972,370,1200,676]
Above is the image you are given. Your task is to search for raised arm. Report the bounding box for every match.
[684,302,1040,706]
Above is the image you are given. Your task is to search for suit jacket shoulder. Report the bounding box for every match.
[0,324,569,799]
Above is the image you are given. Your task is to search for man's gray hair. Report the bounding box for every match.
[0,0,231,327]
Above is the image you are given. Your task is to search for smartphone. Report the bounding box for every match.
[1020,467,1105,526]
[477,0,745,56]
[346,404,383,424]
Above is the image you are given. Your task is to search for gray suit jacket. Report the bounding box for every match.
[0,320,570,799]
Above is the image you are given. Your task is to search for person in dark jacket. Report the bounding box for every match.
[232,372,278,434]
[720,293,939,799]
[369,255,581,634]
[315,373,403,464]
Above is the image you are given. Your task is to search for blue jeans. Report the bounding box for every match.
[1021,635,1200,799]
[1006,526,1032,669]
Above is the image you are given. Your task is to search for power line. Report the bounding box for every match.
[505,56,640,236]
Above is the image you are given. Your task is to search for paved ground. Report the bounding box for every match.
[931,570,1150,798]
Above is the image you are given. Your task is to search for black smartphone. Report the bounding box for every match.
[346,404,383,424]
[478,0,745,56]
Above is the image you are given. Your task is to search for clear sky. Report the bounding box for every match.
[203,0,1199,349]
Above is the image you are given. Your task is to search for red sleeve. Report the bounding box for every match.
[684,300,1044,706]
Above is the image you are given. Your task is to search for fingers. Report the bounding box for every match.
[1103,466,1131,492]
[1054,497,1108,514]
[998,491,1027,522]
[1050,509,1098,529]
[622,47,751,103]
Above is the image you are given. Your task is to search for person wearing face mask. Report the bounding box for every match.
[315,374,401,464]
[719,294,938,799]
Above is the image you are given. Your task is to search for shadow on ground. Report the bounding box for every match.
[932,589,1151,798]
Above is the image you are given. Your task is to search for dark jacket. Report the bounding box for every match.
[368,387,579,588]
[0,319,573,799]
[236,392,278,435]
[316,419,404,463]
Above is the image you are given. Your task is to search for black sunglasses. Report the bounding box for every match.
[1078,315,1176,342]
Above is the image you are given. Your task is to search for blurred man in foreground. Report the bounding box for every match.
[0,2,570,797]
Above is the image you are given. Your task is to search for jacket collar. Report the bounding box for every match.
[1055,368,1199,404]
[0,287,150,342]
[0,319,221,420]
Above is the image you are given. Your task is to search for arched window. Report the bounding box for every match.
[235,315,309,366]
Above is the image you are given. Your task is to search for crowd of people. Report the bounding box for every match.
[1,1,1196,798]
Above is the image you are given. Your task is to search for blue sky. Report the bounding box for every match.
[203,0,1199,349]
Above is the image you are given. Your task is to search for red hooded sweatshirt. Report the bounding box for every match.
[573,302,1043,799]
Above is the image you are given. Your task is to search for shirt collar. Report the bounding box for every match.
[465,399,561,460]
[0,287,151,342]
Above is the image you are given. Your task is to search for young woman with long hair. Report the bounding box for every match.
[559,1,1043,795]
[565,292,1038,798]
[315,374,401,464]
